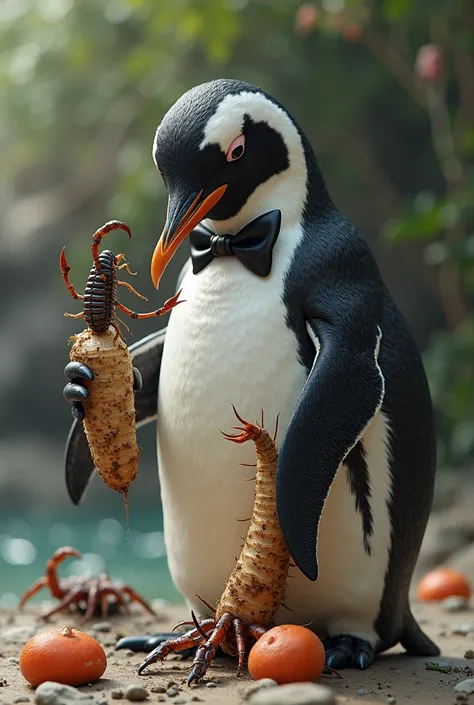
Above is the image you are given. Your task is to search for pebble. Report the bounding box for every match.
[174,700,187,704]
[111,691,124,700]
[443,597,469,612]
[92,622,112,633]
[8,657,20,664]
[14,698,30,703]
[190,698,203,703]
[34,682,93,705]
[464,649,474,659]
[456,695,468,702]
[167,688,179,698]
[454,678,474,694]
[248,682,336,705]
[243,680,278,700]
[356,689,366,696]
[149,687,166,694]
[167,681,178,688]
[124,685,149,702]
[387,698,396,704]
[451,624,472,636]
[205,682,217,688]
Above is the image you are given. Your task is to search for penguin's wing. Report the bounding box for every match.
[65,326,167,505]
[277,280,385,582]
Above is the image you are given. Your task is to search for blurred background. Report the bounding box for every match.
[1,0,473,608]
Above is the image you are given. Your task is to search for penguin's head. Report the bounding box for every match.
[150,79,326,288]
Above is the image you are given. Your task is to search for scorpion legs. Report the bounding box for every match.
[18,577,48,608]
[60,247,83,301]
[116,253,137,277]
[116,289,184,320]
[117,281,148,301]
[137,611,269,686]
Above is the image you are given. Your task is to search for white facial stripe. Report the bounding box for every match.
[200,91,308,231]
[200,91,302,159]
[152,125,160,166]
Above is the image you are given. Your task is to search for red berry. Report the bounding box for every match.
[295,4,319,36]
[341,24,363,41]
[415,44,444,81]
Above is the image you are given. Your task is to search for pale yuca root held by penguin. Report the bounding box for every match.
[60,220,183,503]
[138,407,292,685]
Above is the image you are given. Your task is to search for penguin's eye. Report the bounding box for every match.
[226,134,245,163]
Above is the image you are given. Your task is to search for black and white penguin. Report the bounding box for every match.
[63,78,439,669]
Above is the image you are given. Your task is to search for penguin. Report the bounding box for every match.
[63,78,440,669]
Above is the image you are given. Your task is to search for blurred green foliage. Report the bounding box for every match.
[1,0,473,468]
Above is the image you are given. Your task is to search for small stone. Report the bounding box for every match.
[14,698,30,703]
[451,624,472,636]
[190,698,203,703]
[443,597,469,612]
[111,691,124,700]
[454,678,474,694]
[8,657,20,664]
[34,682,92,705]
[124,685,149,702]
[356,690,366,696]
[167,681,178,688]
[205,682,217,688]
[248,682,336,705]
[456,694,468,702]
[96,698,108,705]
[174,700,187,704]
[149,687,166,694]
[167,689,179,698]
[243,680,278,700]
[92,622,111,633]
[464,650,474,659]
[387,698,396,704]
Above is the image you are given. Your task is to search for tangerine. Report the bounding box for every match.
[19,625,107,687]
[417,567,472,602]
[248,624,325,684]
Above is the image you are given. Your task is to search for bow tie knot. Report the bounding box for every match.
[189,209,281,278]
[210,234,233,257]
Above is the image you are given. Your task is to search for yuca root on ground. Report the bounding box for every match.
[70,329,138,496]
[138,407,291,685]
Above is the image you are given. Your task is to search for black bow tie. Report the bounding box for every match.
[189,209,281,277]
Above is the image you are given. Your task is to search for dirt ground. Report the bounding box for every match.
[1,598,473,705]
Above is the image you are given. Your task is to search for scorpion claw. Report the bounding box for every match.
[64,361,94,381]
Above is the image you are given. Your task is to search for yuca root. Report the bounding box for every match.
[70,328,138,496]
[138,408,290,685]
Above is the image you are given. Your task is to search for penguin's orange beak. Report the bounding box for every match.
[151,184,228,289]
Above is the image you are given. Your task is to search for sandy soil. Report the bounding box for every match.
[1,600,473,705]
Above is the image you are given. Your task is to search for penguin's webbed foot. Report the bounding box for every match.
[324,634,375,670]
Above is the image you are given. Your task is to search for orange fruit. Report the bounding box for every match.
[248,624,325,684]
[417,567,472,602]
[20,625,107,687]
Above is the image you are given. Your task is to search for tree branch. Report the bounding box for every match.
[362,28,427,109]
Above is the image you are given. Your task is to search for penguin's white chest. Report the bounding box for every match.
[157,252,306,578]
[157,252,392,646]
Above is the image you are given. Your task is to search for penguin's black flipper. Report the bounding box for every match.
[277,316,384,582]
[65,327,167,505]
